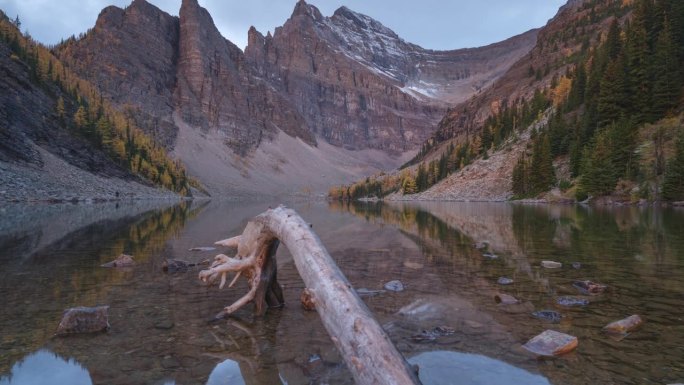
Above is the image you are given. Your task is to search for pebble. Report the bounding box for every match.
[356,288,386,297]
[556,296,589,307]
[482,253,498,259]
[154,320,175,330]
[384,280,405,292]
[497,277,514,285]
[541,260,562,269]
[531,310,562,323]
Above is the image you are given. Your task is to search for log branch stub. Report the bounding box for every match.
[199,205,421,385]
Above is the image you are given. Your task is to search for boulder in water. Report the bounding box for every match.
[523,329,578,356]
[56,306,110,335]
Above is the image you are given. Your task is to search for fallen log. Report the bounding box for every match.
[199,205,421,385]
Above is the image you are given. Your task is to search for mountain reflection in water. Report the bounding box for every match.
[0,200,682,384]
[0,350,91,385]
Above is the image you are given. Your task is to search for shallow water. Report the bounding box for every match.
[0,200,683,384]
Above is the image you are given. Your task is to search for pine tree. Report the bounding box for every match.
[416,163,428,192]
[608,119,639,180]
[529,133,555,194]
[597,55,628,127]
[626,2,653,123]
[581,130,617,196]
[662,129,684,201]
[651,19,681,118]
[566,63,587,110]
[512,154,529,197]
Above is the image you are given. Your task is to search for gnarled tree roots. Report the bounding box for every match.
[199,221,284,319]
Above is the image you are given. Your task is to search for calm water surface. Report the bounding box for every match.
[0,200,683,384]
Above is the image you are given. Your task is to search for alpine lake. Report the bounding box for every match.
[0,199,683,385]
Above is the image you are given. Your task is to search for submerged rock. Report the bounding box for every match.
[483,253,499,260]
[101,254,135,268]
[556,296,589,307]
[410,326,456,342]
[494,293,519,305]
[162,259,189,273]
[356,288,386,297]
[56,306,110,335]
[541,261,562,269]
[162,259,210,273]
[572,280,607,295]
[188,246,216,252]
[384,280,405,292]
[603,314,643,335]
[572,262,582,269]
[523,329,578,356]
[531,310,562,323]
[473,242,489,250]
[497,277,514,285]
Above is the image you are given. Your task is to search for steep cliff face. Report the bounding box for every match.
[175,0,313,154]
[245,1,538,153]
[58,0,180,148]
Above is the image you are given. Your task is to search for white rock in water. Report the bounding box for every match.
[541,260,562,269]
[384,280,404,292]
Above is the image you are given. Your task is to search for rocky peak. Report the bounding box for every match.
[248,26,265,47]
[290,0,323,21]
[331,6,400,40]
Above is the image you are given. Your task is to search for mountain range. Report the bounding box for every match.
[0,0,537,200]
[3,0,680,202]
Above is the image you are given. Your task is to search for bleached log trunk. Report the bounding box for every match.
[199,205,421,385]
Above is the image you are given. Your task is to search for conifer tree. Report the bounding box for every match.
[652,19,681,117]
[581,130,617,196]
[662,129,684,201]
[529,133,555,194]
[512,154,529,197]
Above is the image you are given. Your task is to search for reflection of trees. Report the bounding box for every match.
[0,201,206,375]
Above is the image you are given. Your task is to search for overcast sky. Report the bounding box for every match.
[1,0,567,50]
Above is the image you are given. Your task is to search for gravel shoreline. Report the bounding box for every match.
[0,149,179,204]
